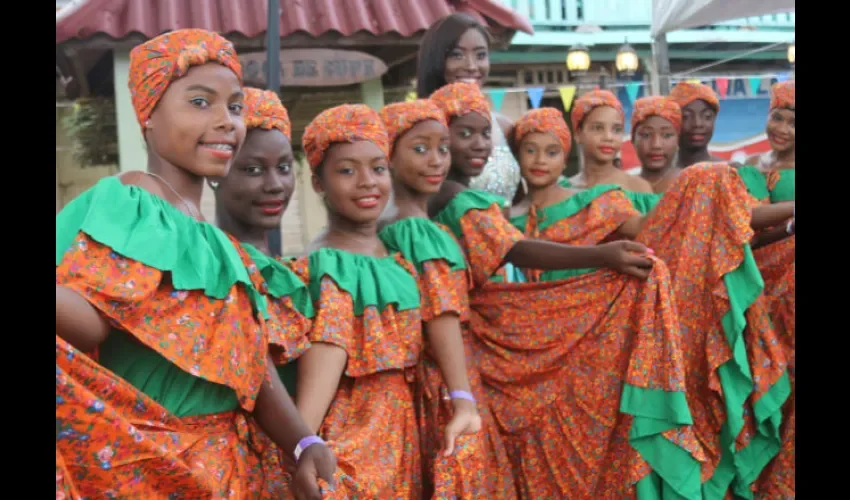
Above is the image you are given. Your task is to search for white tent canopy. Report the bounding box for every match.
[651,0,795,37]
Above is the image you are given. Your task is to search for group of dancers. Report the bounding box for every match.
[56,12,795,500]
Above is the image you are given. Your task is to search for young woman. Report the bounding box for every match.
[417,13,522,203]
[284,103,471,497]
[669,81,724,168]
[55,30,335,499]
[377,99,514,499]
[566,90,654,194]
[428,82,702,499]
[209,87,319,496]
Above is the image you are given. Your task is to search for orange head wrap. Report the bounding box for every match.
[513,107,572,156]
[242,87,292,140]
[302,104,390,173]
[769,80,795,111]
[570,89,625,130]
[429,82,491,123]
[128,29,242,133]
[630,96,683,138]
[669,81,720,113]
[379,100,448,158]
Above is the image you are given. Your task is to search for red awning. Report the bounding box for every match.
[56,0,533,45]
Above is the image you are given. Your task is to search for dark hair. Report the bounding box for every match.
[416,13,492,98]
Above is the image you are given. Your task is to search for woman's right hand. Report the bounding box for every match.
[597,241,654,279]
[291,443,337,500]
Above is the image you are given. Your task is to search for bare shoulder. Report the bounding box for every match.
[427,181,468,218]
[117,171,167,198]
[622,173,653,193]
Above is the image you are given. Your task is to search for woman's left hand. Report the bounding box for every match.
[443,400,482,456]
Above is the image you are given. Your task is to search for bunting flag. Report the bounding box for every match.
[527,87,545,109]
[715,77,730,98]
[686,78,702,84]
[488,89,506,111]
[776,73,791,82]
[405,91,417,102]
[748,76,761,95]
[559,85,577,111]
[624,82,641,104]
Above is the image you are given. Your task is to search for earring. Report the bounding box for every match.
[145,120,152,129]
[207,180,219,190]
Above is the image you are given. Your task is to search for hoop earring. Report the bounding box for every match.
[207,180,219,191]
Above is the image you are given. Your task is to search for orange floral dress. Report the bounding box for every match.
[738,166,795,499]
[56,176,276,499]
[435,189,701,499]
[523,164,792,498]
[379,217,517,499]
[284,248,426,498]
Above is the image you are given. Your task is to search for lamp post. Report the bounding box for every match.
[615,42,639,77]
[265,0,282,257]
[787,41,795,68]
[566,44,591,76]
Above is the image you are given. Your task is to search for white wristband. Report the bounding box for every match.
[785,219,793,235]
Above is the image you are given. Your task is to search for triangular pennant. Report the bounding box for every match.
[748,77,761,96]
[686,78,702,84]
[715,77,730,98]
[527,87,545,109]
[559,86,577,111]
[625,82,641,104]
[488,89,506,111]
[405,91,417,102]
[776,73,790,83]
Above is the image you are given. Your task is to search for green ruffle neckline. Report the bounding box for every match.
[55,175,267,315]
[737,166,771,201]
[306,247,421,316]
[242,243,315,319]
[378,217,467,274]
[433,189,507,242]
[770,169,795,202]
[737,165,794,203]
[558,178,662,214]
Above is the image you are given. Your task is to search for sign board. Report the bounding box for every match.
[240,49,388,88]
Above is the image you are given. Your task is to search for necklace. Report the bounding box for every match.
[143,171,202,220]
[647,168,674,189]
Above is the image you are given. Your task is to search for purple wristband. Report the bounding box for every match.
[294,435,325,462]
[449,390,476,402]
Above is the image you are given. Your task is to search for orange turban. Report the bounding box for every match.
[302,104,390,173]
[379,100,448,158]
[769,80,795,111]
[669,81,720,113]
[570,89,624,129]
[128,29,242,133]
[429,82,491,123]
[243,87,291,140]
[630,96,682,136]
[513,107,572,156]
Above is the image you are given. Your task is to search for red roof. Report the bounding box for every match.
[56,0,533,45]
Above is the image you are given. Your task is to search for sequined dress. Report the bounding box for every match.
[469,112,521,203]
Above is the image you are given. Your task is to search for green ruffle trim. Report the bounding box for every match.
[306,247,420,316]
[737,166,770,201]
[704,244,790,498]
[433,189,507,242]
[55,176,267,315]
[624,190,662,215]
[621,385,702,500]
[510,184,621,233]
[378,218,467,274]
[770,169,795,202]
[242,243,315,319]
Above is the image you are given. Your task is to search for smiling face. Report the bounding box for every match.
[215,128,295,230]
[443,28,490,88]
[634,115,679,172]
[312,141,392,224]
[391,119,451,195]
[518,132,565,189]
[146,63,246,177]
[680,99,717,149]
[766,108,795,153]
[448,112,492,179]
[576,106,624,164]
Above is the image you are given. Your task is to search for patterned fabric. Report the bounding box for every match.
[429,82,491,123]
[128,28,242,131]
[243,87,291,140]
[513,107,573,156]
[669,81,720,112]
[302,104,389,173]
[770,80,795,111]
[569,89,624,129]
[380,99,447,158]
[630,96,683,134]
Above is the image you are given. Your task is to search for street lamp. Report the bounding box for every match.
[787,42,795,66]
[566,44,591,75]
[615,42,639,76]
